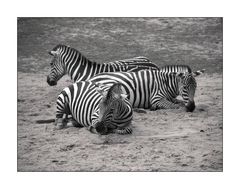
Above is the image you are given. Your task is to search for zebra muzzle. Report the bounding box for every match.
[185,100,195,112]
[47,76,57,86]
[89,126,98,134]
[95,122,108,135]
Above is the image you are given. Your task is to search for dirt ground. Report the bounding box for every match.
[17,18,223,171]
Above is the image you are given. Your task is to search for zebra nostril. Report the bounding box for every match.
[185,101,195,112]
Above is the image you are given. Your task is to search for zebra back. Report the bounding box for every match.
[159,65,205,78]
[159,65,192,73]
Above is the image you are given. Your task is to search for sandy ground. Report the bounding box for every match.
[17,18,222,171]
[17,72,222,171]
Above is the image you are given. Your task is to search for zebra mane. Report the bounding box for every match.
[51,44,95,63]
[52,44,67,51]
[52,44,81,53]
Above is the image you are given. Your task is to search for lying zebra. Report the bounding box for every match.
[47,44,158,86]
[88,69,205,112]
[56,82,133,135]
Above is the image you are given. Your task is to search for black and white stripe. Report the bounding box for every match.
[88,70,201,112]
[159,65,192,73]
[56,81,133,134]
[159,64,205,77]
[47,44,158,86]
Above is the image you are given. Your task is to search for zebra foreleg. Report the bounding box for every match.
[172,98,185,106]
[150,98,181,110]
[114,127,132,135]
[66,117,83,127]
[55,118,83,129]
[55,117,68,129]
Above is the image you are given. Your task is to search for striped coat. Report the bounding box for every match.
[56,81,133,134]
[88,70,198,112]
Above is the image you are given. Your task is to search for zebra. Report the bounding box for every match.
[47,44,159,86]
[88,69,204,112]
[55,81,133,135]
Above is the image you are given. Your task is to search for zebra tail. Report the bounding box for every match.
[36,119,55,124]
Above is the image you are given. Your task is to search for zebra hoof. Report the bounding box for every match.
[150,107,157,111]
[67,118,82,127]
[56,123,66,129]
[66,121,74,127]
[55,118,67,129]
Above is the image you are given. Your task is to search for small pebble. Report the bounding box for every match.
[136,145,143,149]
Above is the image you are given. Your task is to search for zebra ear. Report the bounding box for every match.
[49,50,58,56]
[95,87,107,97]
[170,72,177,76]
[192,69,205,77]
[112,91,128,99]
[120,93,128,99]
[171,72,185,79]
[176,72,184,78]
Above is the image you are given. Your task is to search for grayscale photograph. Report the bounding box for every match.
[17,17,223,171]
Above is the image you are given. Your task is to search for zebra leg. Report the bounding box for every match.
[114,127,133,135]
[87,125,98,134]
[133,108,147,113]
[66,117,83,127]
[150,98,181,110]
[55,117,67,129]
[55,95,71,129]
[172,98,185,106]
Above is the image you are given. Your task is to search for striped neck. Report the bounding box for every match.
[156,71,179,98]
[56,45,98,82]
[57,45,123,82]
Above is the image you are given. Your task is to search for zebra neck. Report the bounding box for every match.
[64,53,97,82]
[157,72,180,97]
[169,76,180,97]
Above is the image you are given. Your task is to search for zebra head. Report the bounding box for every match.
[173,72,197,112]
[93,83,132,135]
[47,45,66,86]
